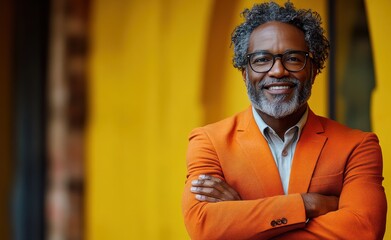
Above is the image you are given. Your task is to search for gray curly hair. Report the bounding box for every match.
[231,1,329,74]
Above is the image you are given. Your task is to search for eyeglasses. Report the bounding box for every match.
[246,50,312,73]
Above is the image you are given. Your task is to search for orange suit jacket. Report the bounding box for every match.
[182,107,387,240]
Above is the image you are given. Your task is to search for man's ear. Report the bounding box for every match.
[311,65,318,84]
[241,69,247,83]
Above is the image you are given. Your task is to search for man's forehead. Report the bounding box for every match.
[248,21,307,52]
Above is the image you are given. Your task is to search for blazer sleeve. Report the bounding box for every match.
[182,127,308,240]
[275,133,387,240]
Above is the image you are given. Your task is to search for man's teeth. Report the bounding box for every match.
[269,86,290,90]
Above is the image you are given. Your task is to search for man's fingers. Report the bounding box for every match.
[190,186,235,201]
[191,174,241,201]
[192,179,222,189]
[192,177,226,197]
[199,175,241,200]
[194,194,221,203]
[191,186,222,197]
[219,181,241,200]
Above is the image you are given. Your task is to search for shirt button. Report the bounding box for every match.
[282,150,288,157]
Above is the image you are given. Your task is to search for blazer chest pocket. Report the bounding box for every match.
[308,171,344,196]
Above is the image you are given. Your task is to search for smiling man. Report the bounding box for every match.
[182,2,387,240]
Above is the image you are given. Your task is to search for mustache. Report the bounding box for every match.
[257,77,299,89]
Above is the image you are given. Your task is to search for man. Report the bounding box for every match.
[182,2,387,240]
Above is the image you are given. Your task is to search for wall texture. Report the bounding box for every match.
[366,1,391,239]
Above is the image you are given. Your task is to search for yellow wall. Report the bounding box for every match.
[86,1,327,239]
[366,0,391,239]
[87,1,211,239]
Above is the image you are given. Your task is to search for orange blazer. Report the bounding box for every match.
[182,107,387,240]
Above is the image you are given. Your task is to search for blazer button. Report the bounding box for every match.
[281,217,288,224]
[276,219,282,225]
[271,220,277,227]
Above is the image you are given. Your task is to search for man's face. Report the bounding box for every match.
[243,21,316,119]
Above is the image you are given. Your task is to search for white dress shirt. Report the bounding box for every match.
[252,107,308,194]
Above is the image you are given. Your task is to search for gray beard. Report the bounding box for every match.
[245,71,312,119]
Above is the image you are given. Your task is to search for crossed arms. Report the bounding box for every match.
[191,174,338,220]
[182,127,387,240]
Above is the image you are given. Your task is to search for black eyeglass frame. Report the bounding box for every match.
[246,50,313,73]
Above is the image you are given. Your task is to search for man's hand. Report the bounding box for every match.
[190,174,241,202]
[301,193,339,219]
[190,175,338,219]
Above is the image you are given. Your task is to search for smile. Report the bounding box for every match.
[268,85,290,90]
[263,82,296,90]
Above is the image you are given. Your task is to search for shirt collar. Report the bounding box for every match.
[251,106,309,138]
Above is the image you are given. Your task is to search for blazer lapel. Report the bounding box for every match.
[236,107,284,197]
[288,110,327,194]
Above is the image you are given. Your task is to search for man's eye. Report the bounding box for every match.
[286,57,300,62]
[252,56,272,64]
[284,54,305,63]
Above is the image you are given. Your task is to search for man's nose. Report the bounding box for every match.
[267,59,289,78]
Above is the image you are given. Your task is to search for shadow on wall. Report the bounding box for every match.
[336,0,375,131]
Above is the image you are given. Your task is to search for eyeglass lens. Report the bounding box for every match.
[249,51,307,73]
